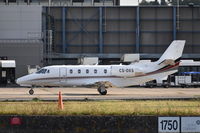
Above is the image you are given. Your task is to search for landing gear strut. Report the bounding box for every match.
[29,87,34,95]
[97,84,107,95]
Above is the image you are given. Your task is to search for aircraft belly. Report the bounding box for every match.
[110,70,177,87]
[109,77,152,87]
[32,79,60,86]
[66,78,102,86]
[64,77,150,88]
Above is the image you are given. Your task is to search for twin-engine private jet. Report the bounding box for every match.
[17,40,185,95]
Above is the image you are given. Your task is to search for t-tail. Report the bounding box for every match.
[156,40,185,66]
[146,40,186,82]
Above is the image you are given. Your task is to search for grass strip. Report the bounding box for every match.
[0,100,199,116]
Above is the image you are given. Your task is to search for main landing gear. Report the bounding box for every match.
[29,87,34,95]
[97,84,107,95]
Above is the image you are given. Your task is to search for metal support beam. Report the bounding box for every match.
[45,53,200,60]
[173,6,177,40]
[99,7,103,53]
[62,7,66,53]
[45,7,49,65]
[27,0,30,5]
[136,6,140,53]
[42,7,48,66]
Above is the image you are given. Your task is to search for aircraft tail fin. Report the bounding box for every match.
[157,40,185,65]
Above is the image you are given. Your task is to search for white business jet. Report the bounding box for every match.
[16,40,185,95]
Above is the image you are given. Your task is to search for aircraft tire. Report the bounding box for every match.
[148,85,154,88]
[163,84,169,88]
[97,85,107,95]
[100,90,107,95]
[29,89,34,95]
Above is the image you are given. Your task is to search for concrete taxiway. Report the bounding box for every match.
[0,87,199,101]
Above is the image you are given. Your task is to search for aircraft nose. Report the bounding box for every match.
[16,77,23,85]
[16,75,33,87]
[16,76,28,85]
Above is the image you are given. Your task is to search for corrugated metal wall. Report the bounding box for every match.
[0,41,43,78]
[0,5,42,39]
[45,6,200,57]
[0,5,43,78]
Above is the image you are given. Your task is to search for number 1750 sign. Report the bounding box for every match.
[158,117,180,133]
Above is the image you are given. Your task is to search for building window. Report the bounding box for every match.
[6,0,16,2]
[94,69,97,74]
[70,69,73,74]
[104,69,107,74]
[78,69,81,74]
[73,0,84,2]
[86,69,89,74]
[24,0,32,2]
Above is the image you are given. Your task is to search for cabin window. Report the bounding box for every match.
[86,69,89,74]
[78,69,81,74]
[104,69,107,74]
[70,69,73,74]
[94,69,97,74]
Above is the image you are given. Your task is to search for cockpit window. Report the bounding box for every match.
[36,69,49,74]
[47,69,50,73]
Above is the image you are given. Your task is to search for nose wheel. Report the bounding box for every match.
[29,89,34,95]
[97,84,107,95]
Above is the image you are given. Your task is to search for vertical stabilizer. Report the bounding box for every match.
[157,40,185,64]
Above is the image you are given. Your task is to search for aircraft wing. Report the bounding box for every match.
[94,81,115,88]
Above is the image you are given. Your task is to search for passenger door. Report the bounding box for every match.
[59,67,67,84]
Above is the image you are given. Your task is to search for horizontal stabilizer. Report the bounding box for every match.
[159,59,175,66]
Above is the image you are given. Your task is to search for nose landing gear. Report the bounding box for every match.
[29,87,34,95]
